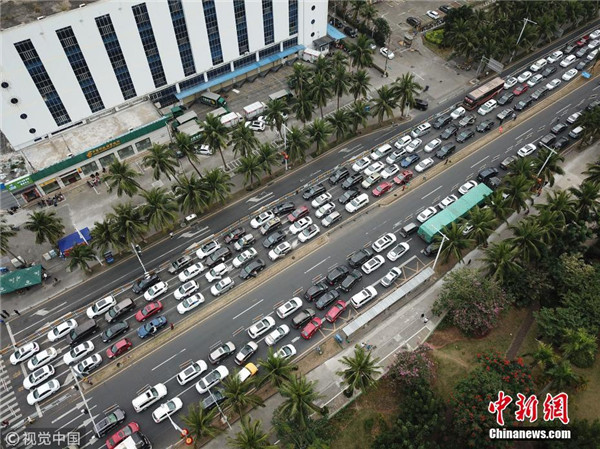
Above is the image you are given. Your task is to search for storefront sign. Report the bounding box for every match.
[6,175,33,192]
[39,178,58,187]
[86,139,122,158]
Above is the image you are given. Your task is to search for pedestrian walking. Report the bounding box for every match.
[170,323,174,331]
[444,159,449,165]
[448,159,452,164]
[499,126,504,133]
[169,232,174,239]
[421,313,429,324]
[512,113,517,121]
[13,310,20,316]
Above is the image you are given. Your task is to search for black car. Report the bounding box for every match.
[477,167,499,182]
[423,243,437,257]
[541,66,557,78]
[132,272,160,294]
[439,4,453,13]
[576,60,589,71]
[476,120,495,132]
[262,230,286,249]
[587,100,600,111]
[486,176,502,189]
[326,265,350,285]
[223,227,245,244]
[338,189,359,204]
[435,143,456,159]
[400,154,420,168]
[329,167,350,185]
[554,136,570,150]
[292,308,316,329]
[239,259,266,280]
[497,92,514,106]
[272,201,295,216]
[101,321,129,343]
[551,123,568,135]
[206,247,232,268]
[514,97,532,111]
[456,129,475,143]
[315,289,341,310]
[407,17,421,27]
[440,125,458,140]
[539,133,556,147]
[202,389,226,411]
[302,184,326,200]
[347,248,373,268]
[344,26,358,38]
[414,98,429,111]
[531,87,548,101]
[304,281,329,302]
[341,173,363,190]
[433,114,452,129]
[95,408,126,437]
[339,270,363,293]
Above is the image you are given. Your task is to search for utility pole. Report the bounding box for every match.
[432,232,448,271]
[510,18,537,63]
[131,242,148,274]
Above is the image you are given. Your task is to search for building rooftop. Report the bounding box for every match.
[0,0,99,30]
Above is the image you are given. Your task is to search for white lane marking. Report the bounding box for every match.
[421,185,443,200]
[152,353,179,371]
[248,193,275,210]
[556,103,571,114]
[515,127,533,140]
[304,256,331,274]
[51,407,77,424]
[470,155,489,169]
[56,405,97,431]
[232,299,264,320]
[291,336,300,343]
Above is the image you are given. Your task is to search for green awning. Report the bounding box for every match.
[0,265,42,294]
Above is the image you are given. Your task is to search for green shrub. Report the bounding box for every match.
[425,29,444,46]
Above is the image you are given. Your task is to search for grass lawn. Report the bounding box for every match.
[570,356,600,422]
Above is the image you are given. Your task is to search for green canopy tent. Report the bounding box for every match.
[0,265,43,294]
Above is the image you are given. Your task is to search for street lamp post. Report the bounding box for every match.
[69,367,98,442]
[207,387,232,430]
[166,413,183,433]
[432,232,448,271]
[536,143,558,179]
[510,18,537,62]
[131,242,148,274]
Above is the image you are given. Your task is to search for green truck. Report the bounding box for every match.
[200,92,228,109]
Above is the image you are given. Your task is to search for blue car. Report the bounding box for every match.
[400,154,421,168]
[137,316,168,339]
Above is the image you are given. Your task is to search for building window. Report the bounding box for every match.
[135,138,152,151]
[99,153,117,168]
[259,43,280,59]
[14,40,71,127]
[179,74,205,91]
[149,85,178,107]
[289,0,298,35]
[56,27,105,113]
[234,53,257,70]
[206,64,231,81]
[95,15,137,100]
[80,161,99,176]
[117,145,135,159]
[233,0,250,55]
[132,3,167,88]
[283,37,298,50]
[168,0,196,77]
[262,0,274,45]
[203,0,224,66]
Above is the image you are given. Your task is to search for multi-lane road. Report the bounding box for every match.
[2,21,599,449]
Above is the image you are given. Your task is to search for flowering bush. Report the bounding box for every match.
[387,344,436,390]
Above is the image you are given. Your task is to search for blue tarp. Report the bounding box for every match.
[58,228,91,255]
[328,24,347,40]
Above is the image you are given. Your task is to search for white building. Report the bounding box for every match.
[1,0,328,151]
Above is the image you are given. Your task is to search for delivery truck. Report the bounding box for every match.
[200,91,228,108]
[220,112,243,128]
[242,101,266,120]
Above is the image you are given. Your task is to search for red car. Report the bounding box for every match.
[301,317,323,340]
[106,338,132,359]
[393,170,413,186]
[372,181,392,197]
[326,300,347,323]
[287,206,309,223]
[106,423,140,449]
[576,35,590,47]
[135,301,163,322]
[512,84,529,96]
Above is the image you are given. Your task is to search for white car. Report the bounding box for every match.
[370,143,393,161]
[426,10,439,20]
[174,280,199,300]
[405,138,422,153]
[245,120,266,132]
[315,202,335,219]
[144,281,169,301]
[379,47,395,59]
[424,138,442,153]
[351,157,371,172]
[132,383,168,412]
[458,180,478,195]
[387,149,407,164]
[265,324,290,346]
[439,194,458,209]
[450,106,466,120]
[248,316,276,339]
[233,248,258,268]
[23,365,55,390]
[361,173,382,189]
[590,29,600,40]
[206,263,229,282]
[559,54,577,67]
[311,193,332,208]
[195,240,221,259]
[372,233,397,252]
[268,242,292,261]
[545,78,561,90]
[47,319,78,342]
[350,286,378,309]
[276,297,303,319]
[503,77,518,90]
[587,49,599,61]
[63,341,94,365]
[196,366,229,394]
[530,58,547,72]
[566,112,581,124]
[363,161,385,177]
[27,379,60,406]
[417,206,438,223]
[394,135,412,150]
[562,69,578,82]
[415,157,435,173]
[527,74,543,87]
[177,360,208,385]
[177,293,205,314]
[587,39,599,50]
[74,353,102,376]
[275,344,297,359]
[250,211,274,229]
[152,398,183,424]
[178,263,205,282]
[387,242,410,262]
[517,143,537,157]
[86,295,116,319]
[517,71,532,83]
[289,216,313,235]
[362,255,385,274]
[547,50,563,63]
[27,347,58,371]
[233,234,255,251]
[345,193,369,213]
[477,99,497,116]
[380,267,403,288]
[298,224,320,243]
[211,277,234,296]
[381,164,400,179]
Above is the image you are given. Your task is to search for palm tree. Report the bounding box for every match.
[175,132,203,177]
[537,189,577,223]
[286,126,310,163]
[534,208,564,245]
[104,160,144,197]
[228,417,276,449]
[327,109,350,142]
[560,328,598,368]
[331,50,348,70]
[107,202,148,249]
[310,72,333,118]
[393,73,423,117]
[504,174,534,212]
[545,360,582,391]
[359,3,377,36]
[313,56,333,79]
[279,375,326,429]
[256,143,279,176]
[202,113,230,169]
[466,206,497,247]
[348,34,374,70]
[533,148,564,187]
[481,241,523,283]
[229,122,259,158]
[181,404,220,443]
[530,341,557,371]
[583,161,600,185]
[508,218,545,264]
[337,346,381,397]
[569,181,600,221]
[264,99,290,136]
[0,217,19,260]
[142,143,178,181]
[288,63,313,97]
[222,371,264,418]
[485,190,513,223]
[350,69,371,100]
[24,210,65,246]
[204,168,233,204]
[236,155,263,188]
[90,219,119,254]
[508,157,535,179]
[306,118,333,155]
[332,65,350,110]
[350,0,365,22]
[536,14,558,44]
[291,90,315,124]
[67,244,96,273]
[436,221,474,264]
[349,100,371,133]
[371,85,398,125]
[257,348,295,388]
[140,187,178,232]
[172,173,210,214]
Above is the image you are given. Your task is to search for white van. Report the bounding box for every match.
[132,383,167,412]
[530,58,547,72]
[350,286,378,309]
[370,143,393,161]
[477,99,498,116]
[410,122,432,139]
[345,193,369,213]
[568,126,583,139]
